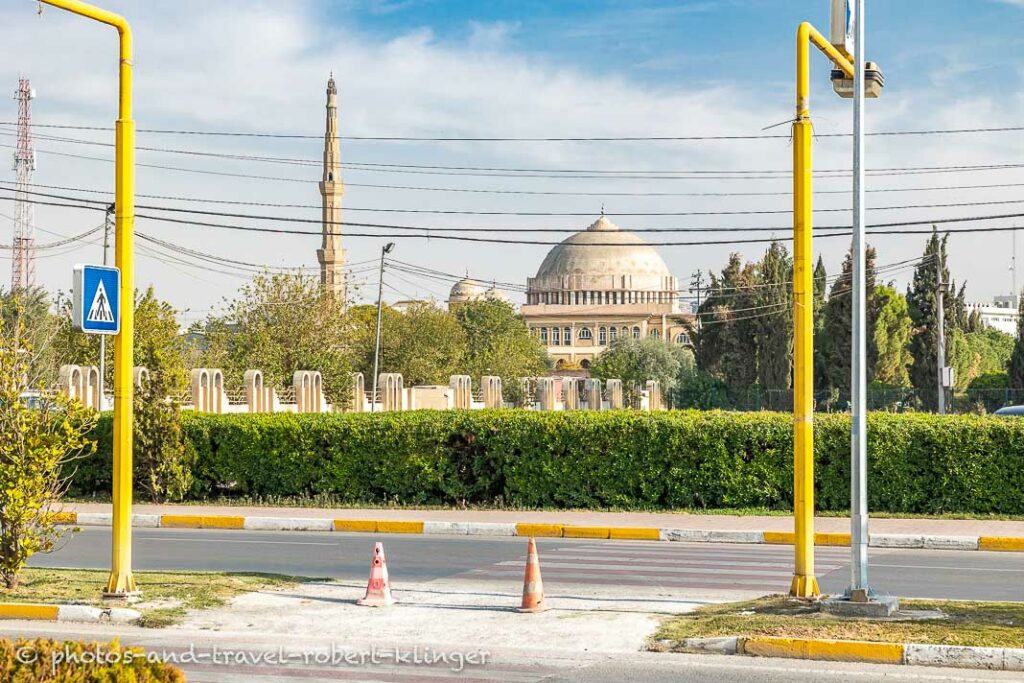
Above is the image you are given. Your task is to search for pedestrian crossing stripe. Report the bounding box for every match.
[87,279,114,323]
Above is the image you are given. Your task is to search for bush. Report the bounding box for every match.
[0,638,184,681]
[966,372,1010,414]
[72,409,1024,515]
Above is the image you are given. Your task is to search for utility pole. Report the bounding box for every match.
[370,242,395,412]
[690,270,704,328]
[99,203,113,408]
[937,280,947,415]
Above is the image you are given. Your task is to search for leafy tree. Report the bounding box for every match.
[907,229,965,410]
[0,319,96,588]
[348,301,467,386]
[1008,294,1024,392]
[452,299,549,386]
[695,253,759,397]
[0,287,66,386]
[948,327,1014,392]
[753,242,792,407]
[872,285,913,386]
[200,272,352,402]
[818,246,877,394]
[967,371,1010,413]
[133,289,193,502]
[591,337,686,406]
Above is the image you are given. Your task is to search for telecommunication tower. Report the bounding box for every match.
[10,78,36,291]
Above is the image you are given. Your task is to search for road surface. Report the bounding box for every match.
[31,527,1024,601]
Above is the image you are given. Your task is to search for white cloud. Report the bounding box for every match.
[1,0,1021,320]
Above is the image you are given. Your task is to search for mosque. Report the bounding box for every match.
[446,215,694,369]
[314,77,693,371]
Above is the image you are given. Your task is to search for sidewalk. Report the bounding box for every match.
[65,502,1024,537]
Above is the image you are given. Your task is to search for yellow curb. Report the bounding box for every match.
[376,521,424,534]
[46,511,77,525]
[762,532,850,546]
[564,526,611,539]
[815,533,851,547]
[763,531,795,545]
[160,515,245,530]
[742,637,903,665]
[333,519,378,533]
[0,603,60,621]
[516,523,564,538]
[979,536,1024,552]
[609,527,661,540]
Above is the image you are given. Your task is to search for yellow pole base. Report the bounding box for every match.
[103,571,139,599]
[789,574,821,598]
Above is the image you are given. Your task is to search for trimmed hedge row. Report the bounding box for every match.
[72,410,1024,514]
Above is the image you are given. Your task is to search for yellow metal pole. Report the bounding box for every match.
[40,0,136,596]
[791,22,854,598]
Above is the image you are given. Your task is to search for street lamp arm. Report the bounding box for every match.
[796,22,854,118]
[40,0,132,118]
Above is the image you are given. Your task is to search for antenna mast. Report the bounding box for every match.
[11,78,36,291]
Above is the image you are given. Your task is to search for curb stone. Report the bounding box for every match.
[681,636,1024,672]
[55,513,1024,552]
[0,603,140,624]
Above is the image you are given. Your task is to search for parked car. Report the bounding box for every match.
[993,405,1024,416]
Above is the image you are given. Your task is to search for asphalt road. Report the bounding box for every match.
[32,527,1024,601]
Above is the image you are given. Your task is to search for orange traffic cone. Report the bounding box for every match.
[517,537,549,613]
[357,542,396,607]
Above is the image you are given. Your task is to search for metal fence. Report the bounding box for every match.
[671,386,1024,414]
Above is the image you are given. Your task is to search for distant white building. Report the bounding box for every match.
[967,295,1019,337]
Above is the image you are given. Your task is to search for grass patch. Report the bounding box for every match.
[0,568,310,628]
[654,595,1024,650]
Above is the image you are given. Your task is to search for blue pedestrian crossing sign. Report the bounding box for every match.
[73,264,120,335]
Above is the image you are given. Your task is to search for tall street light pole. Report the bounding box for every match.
[40,0,138,598]
[99,203,113,409]
[849,0,870,600]
[370,242,395,412]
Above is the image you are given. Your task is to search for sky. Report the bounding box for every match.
[1,0,1023,325]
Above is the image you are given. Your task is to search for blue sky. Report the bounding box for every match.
[1,0,1023,318]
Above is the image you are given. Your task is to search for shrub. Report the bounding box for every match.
[72,409,1024,515]
[0,638,184,681]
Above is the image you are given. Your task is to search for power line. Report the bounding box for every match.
[7,186,1024,236]
[5,191,1023,246]
[10,180,1024,218]
[7,128,1024,178]
[4,120,1023,141]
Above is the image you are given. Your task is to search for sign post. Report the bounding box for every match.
[73,264,121,335]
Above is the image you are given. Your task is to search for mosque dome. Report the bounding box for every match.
[527,216,677,299]
[485,285,511,303]
[448,277,487,305]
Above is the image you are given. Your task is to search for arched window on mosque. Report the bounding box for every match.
[540,327,549,344]
[552,327,560,345]
[609,327,618,341]
[598,327,607,344]
[675,333,691,346]
[650,329,660,339]
[564,327,572,345]
[328,172,334,181]
[632,326,641,339]
[579,327,593,341]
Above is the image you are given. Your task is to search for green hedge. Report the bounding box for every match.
[72,410,1024,514]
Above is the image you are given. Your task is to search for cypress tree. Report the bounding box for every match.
[1008,293,1024,392]
[754,241,793,408]
[818,245,877,396]
[907,229,959,410]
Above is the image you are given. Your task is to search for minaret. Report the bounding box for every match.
[318,74,347,301]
